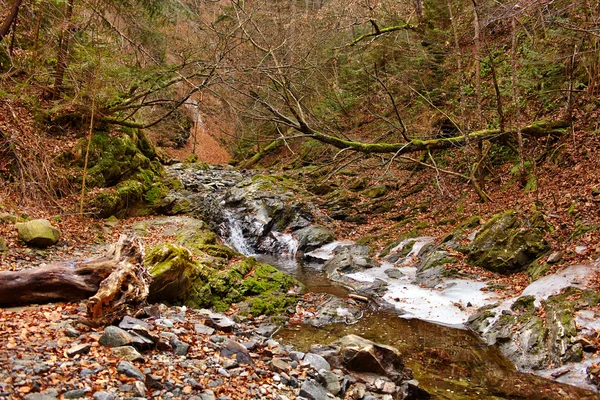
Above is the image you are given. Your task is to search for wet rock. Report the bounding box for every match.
[384,269,404,279]
[325,245,378,281]
[295,225,335,253]
[414,250,456,287]
[117,360,145,381]
[253,323,279,338]
[111,346,145,362]
[299,379,330,400]
[303,353,330,372]
[65,343,91,357]
[467,211,549,274]
[335,335,405,382]
[16,219,61,248]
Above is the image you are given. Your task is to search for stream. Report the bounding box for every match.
[166,164,599,399]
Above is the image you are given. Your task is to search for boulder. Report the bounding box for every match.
[325,245,378,281]
[15,219,61,248]
[146,244,196,303]
[467,211,549,274]
[334,335,405,382]
[295,225,335,252]
[0,237,7,252]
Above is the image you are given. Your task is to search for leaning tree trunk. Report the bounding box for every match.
[0,0,23,41]
[0,235,150,326]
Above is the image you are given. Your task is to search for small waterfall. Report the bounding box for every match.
[222,210,254,255]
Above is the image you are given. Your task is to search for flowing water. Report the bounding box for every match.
[168,164,598,399]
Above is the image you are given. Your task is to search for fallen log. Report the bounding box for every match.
[0,235,149,324]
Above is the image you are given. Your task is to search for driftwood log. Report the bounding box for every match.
[0,235,150,325]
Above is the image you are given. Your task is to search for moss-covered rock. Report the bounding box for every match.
[15,219,61,248]
[295,225,335,252]
[467,211,549,274]
[144,224,302,316]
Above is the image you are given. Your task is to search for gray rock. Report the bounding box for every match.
[384,269,404,279]
[290,351,305,361]
[335,334,405,381]
[170,337,190,356]
[119,316,150,330]
[63,388,90,399]
[205,313,235,332]
[199,391,216,400]
[271,358,292,372]
[117,360,145,381]
[318,370,341,395]
[93,391,115,400]
[16,219,61,248]
[132,381,146,397]
[221,340,253,365]
[194,324,215,335]
[299,379,330,400]
[66,343,91,357]
[0,212,17,224]
[24,390,59,400]
[303,353,330,372]
[325,245,378,281]
[111,346,145,362]
[99,326,153,349]
[253,323,278,338]
[547,251,563,264]
[295,225,335,253]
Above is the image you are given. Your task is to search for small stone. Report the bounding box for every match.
[119,316,150,330]
[200,391,216,400]
[254,324,278,337]
[99,326,135,347]
[575,246,588,255]
[64,327,80,338]
[271,358,292,372]
[63,388,90,399]
[289,351,305,361]
[145,374,163,390]
[384,268,404,279]
[547,251,563,264]
[221,340,253,365]
[0,238,7,252]
[111,346,145,362]
[194,324,215,335]
[205,313,235,332]
[104,216,119,227]
[222,359,238,369]
[117,360,145,381]
[93,391,115,400]
[170,337,190,356]
[303,353,330,372]
[132,381,146,397]
[218,368,230,377]
[66,343,91,357]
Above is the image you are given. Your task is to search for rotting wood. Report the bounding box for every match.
[0,235,150,327]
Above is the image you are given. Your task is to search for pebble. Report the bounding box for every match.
[116,360,145,381]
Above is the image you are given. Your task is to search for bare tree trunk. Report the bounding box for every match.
[0,0,23,41]
[472,0,482,129]
[511,16,526,187]
[54,0,75,98]
[414,0,424,24]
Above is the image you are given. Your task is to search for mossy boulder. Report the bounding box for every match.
[0,237,7,252]
[362,185,389,199]
[15,219,61,248]
[467,211,549,274]
[146,244,198,303]
[144,231,302,315]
